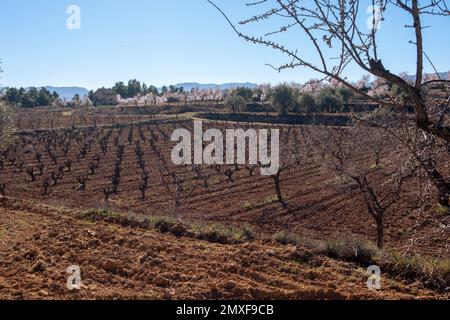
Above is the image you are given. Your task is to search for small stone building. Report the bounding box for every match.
[92,88,119,106]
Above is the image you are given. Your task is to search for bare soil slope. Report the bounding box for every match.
[0,200,441,300]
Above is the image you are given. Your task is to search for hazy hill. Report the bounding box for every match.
[174,82,257,91]
[404,71,449,82]
[0,86,88,100]
[43,86,89,100]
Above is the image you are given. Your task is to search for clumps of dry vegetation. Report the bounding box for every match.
[324,236,379,266]
[152,217,254,244]
[274,231,299,246]
[379,251,450,292]
[273,232,376,265]
[79,208,120,220]
[191,222,255,244]
[435,204,450,216]
[273,231,326,252]
[79,209,151,229]
[274,231,450,292]
[79,208,254,245]
[243,195,284,212]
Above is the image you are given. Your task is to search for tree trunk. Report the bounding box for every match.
[375,215,384,249]
[427,167,450,207]
[272,171,287,209]
[438,189,450,207]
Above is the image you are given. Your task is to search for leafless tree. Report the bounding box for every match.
[26,167,37,182]
[139,172,149,200]
[103,186,114,209]
[42,178,50,196]
[88,162,99,175]
[317,121,418,248]
[37,162,45,176]
[0,183,5,199]
[209,0,450,205]
[266,125,317,210]
[76,174,89,191]
[271,168,288,209]
[65,159,72,172]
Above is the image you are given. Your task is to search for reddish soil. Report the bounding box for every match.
[0,200,440,299]
[2,119,448,255]
[1,110,449,299]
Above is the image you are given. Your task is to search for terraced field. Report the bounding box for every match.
[0,199,441,299]
[0,112,449,299]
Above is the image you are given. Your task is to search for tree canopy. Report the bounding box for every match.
[0,101,16,150]
[3,87,59,107]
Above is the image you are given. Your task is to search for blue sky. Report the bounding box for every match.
[0,0,449,90]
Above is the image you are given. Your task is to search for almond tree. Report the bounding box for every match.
[318,121,418,248]
[210,0,450,137]
[365,104,450,207]
[0,101,16,151]
[259,125,315,210]
[210,0,450,206]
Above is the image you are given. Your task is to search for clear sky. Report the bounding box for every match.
[0,0,449,90]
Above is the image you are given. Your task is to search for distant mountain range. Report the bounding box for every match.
[404,71,449,82]
[0,83,257,99]
[0,86,89,100]
[44,86,89,100]
[2,74,447,100]
[173,82,257,91]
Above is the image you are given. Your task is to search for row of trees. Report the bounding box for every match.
[225,83,356,115]
[2,87,60,108]
[272,84,356,115]
[109,79,184,99]
[1,81,189,109]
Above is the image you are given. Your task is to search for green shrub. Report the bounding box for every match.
[0,101,17,150]
[271,83,295,116]
[296,93,317,113]
[225,94,247,113]
[234,87,253,101]
[316,87,344,113]
[337,87,354,103]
